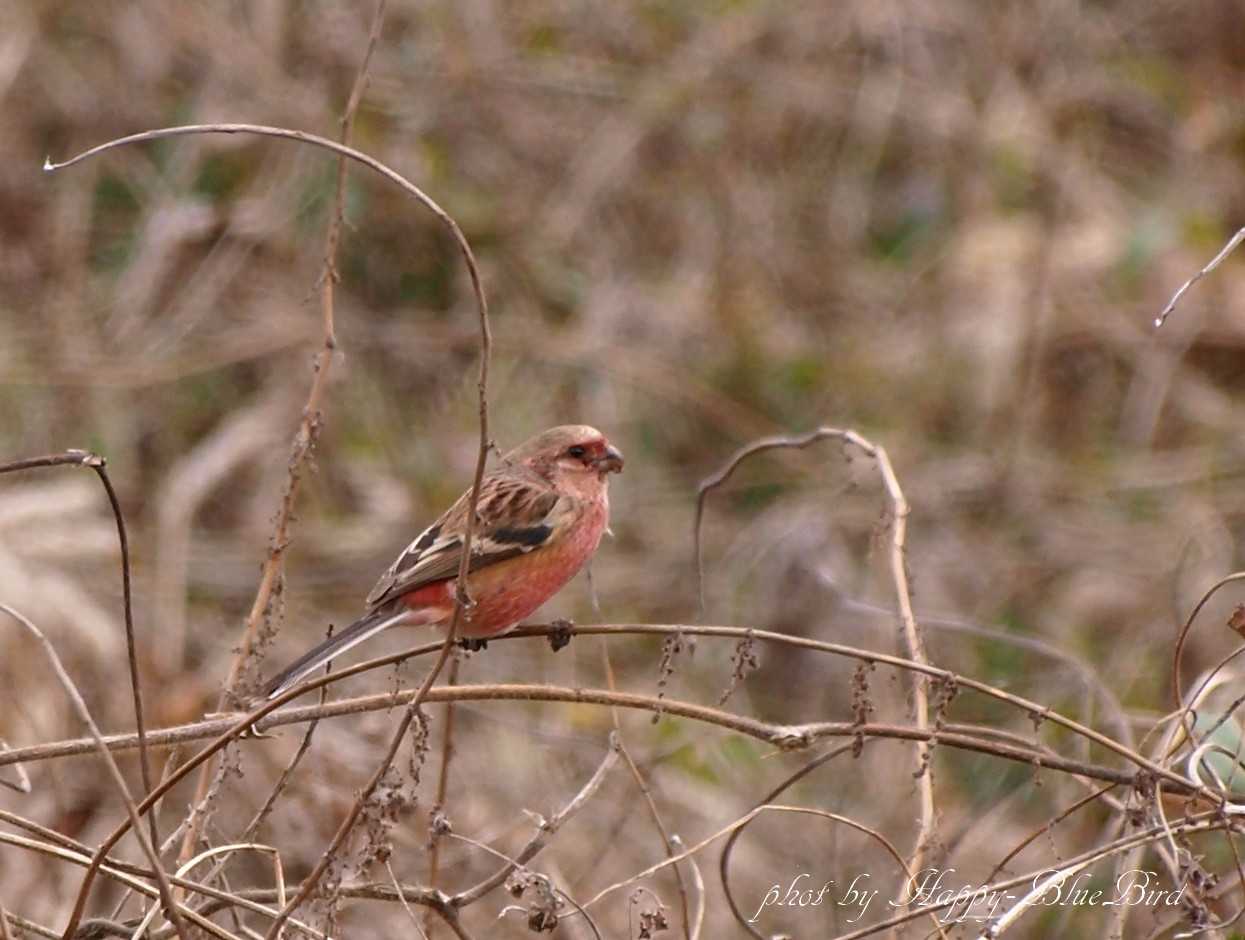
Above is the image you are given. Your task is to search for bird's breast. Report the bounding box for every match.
[458,496,608,636]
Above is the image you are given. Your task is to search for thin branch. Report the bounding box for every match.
[837,595,1134,750]
[180,0,388,872]
[448,832,599,939]
[424,653,461,934]
[552,888,604,940]
[693,428,873,618]
[0,451,157,843]
[131,843,284,940]
[2,662,1195,936]
[451,732,622,907]
[46,92,496,940]
[0,739,30,794]
[260,2,490,926]
[0,600,1215,936]
[420,906,475,940]
[0,623,1208,797]
[42,124,491,354]
[1171,570,1245,716]
[588,803,895,909]
[0,604,189,940]
[0,808,109,865]
[180,647,336,931]
[693,428,936,876]
[385,860,431,940]
[2,686,1193,832]
[166,882,443,929]
[1,911,57,940]
[678,835,705,940]
[261,639,465,938]
[164,811,1223,940]
[0,451,101,475]
[867,436,937,878]
[242,656,331,842]
[601,641,691,938]
[757,804,938,938]
[719,743,856,940]
[0,830,323,940]
[1142,875,1245,940]
[108,747,184,923]
[984,783,1119,883]
[261,702,421,939]
[1154,226,1245,327]
[92,459,161,864]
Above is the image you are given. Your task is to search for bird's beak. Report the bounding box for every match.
[594,444,624,474]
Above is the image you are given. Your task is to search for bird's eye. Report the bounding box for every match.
[567,445,587,459]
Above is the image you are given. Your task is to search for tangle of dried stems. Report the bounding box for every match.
[8,30,1245,940]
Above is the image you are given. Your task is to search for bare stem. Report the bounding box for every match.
[424,653,461,935]
[451,733,622,907]
[1154,225,1245,327]
[0,452,157,851]
[0,623,1207,796]
[693,427,937,891]
[0,605,189,940]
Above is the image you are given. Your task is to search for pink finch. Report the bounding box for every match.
[264,425,623,697]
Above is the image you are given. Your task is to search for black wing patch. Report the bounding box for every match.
[389,523,443,576]
[366,477,562,608]
[414,523,442,553]
[492,524,553,547]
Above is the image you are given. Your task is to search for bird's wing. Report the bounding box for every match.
[365,468,562,608]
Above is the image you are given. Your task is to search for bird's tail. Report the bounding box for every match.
[263,607,408,699]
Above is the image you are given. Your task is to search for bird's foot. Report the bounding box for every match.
[205,710,274,739]
[548,618,574,652]
[459,636,490,652]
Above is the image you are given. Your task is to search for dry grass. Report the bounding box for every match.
[5,2,1245,937]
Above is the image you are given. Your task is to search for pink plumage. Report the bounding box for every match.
[264,425,623,697]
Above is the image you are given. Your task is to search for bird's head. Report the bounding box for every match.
[508,425,624,492]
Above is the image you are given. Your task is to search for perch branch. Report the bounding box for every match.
[0,624,1206,796]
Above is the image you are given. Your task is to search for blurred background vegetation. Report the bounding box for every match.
[4,1,1245,937]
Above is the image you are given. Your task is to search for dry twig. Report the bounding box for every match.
[45,51,497,938]
[602,642,693,938]
[0,603,188,940]
[693,427,938,879]
[452,733,622,907]
[0,623,1209,797]
[0,452,158,854]
[1154,226,1245,327]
